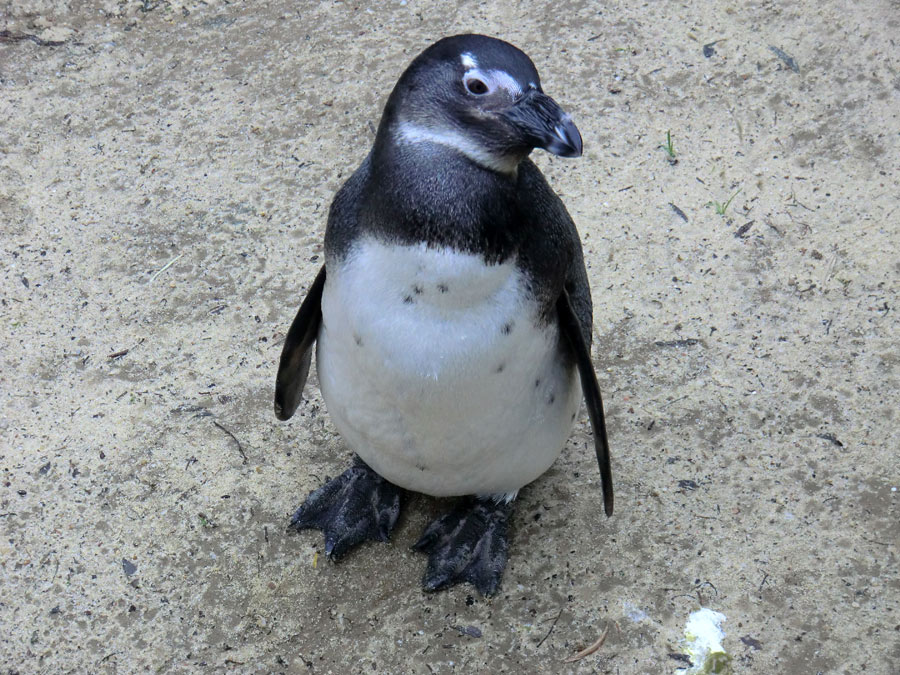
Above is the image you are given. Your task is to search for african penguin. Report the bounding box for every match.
[275,34,613,596]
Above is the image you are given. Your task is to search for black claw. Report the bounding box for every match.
[291,458,403,560]
[413,498,513,596]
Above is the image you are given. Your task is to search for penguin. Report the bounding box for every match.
[275,34,613,596]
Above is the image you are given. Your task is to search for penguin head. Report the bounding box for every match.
[381,34,583,174]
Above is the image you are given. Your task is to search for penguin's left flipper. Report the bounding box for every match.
[557,288,614,517]
[275,265,326,421]
[413,498,512,596]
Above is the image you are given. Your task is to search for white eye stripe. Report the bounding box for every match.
[463,67,523,98]
[461,52,478,69]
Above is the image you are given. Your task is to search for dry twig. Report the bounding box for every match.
[563,623,610,663]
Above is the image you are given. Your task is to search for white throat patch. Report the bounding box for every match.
[395,121,519,174]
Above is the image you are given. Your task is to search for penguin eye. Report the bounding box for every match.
[465,77,489,95]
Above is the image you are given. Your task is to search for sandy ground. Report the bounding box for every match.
[1,0,898,672]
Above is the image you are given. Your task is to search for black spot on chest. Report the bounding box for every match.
[404,284,423,305]
[501,321,514,335]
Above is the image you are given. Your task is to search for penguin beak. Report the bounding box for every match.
[503,89,583,158]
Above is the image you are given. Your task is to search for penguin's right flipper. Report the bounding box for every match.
[274,265,326,421]
[291,457,404,560]
[557,288,614,517]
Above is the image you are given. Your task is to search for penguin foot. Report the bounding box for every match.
[290,457,403,560]
[412,498,513,596]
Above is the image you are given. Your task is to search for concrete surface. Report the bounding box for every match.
[1,0,898,672]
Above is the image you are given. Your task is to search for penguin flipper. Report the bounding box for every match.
[556,288,614,517]
[274,265,326,421]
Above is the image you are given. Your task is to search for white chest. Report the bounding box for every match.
[316,238,580,497]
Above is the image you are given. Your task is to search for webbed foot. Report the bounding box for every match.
[291,457,403,560]
[412,498,513,596]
